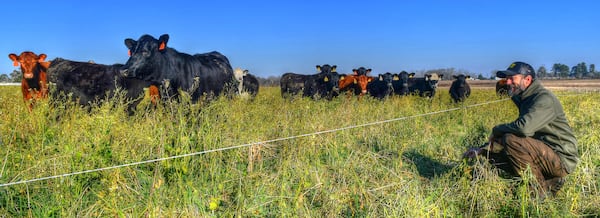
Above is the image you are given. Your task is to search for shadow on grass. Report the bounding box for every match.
[402,150,456,180]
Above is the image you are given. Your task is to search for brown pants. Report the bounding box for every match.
[485,133,568,193]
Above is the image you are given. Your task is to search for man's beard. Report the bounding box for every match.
[508,80,526,96]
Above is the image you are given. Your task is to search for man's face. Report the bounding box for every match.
[505,74,532,96]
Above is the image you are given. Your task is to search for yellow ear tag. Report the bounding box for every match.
[393,75,399,80]
[353,79,357,84]
[324,76,329,82]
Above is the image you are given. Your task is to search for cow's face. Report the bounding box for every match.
[356,75,373,95]
[316,64,336,74]
[233,68,248,83]
[9,51,47,79]
[396,71,413,88]
[453,74,469,88]
[121,34,169,79]
[380,72,394,87]
[325,72,341,92]
[317,64,340,92]
[352,67,372,76]
[425,74,441,89]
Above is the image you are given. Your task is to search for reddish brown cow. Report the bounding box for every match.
[339,74,373,97]
[8,51,50,111]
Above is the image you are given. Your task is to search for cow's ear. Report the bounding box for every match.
[8,53,19,66]
[40,61,51,69]
[453,75,458,79]
[352,69,358,75]
[409,73,415,78]
[331,65,337,72]
[323,76,329,82]
[366,69,372,74]
[124,38,136,50]
[128,50,131,56]
[316,65,321,72]
[466,76,470,79]
[38,54,47,62]
[158,34,169,52]
[243,70,249,75]
[379,75,383,81]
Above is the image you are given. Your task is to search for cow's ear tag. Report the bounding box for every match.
[13,61,19,67]
[353,79,357,84]
[393,75,399,80]
[159,42,166,51]
[128,50,131,56]
[324,76,329,82]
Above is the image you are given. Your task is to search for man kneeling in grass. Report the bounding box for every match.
[463,61,579,198]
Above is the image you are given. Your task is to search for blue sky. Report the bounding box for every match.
[3,1,599,78]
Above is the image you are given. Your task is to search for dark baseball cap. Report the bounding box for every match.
[496,61,536,79]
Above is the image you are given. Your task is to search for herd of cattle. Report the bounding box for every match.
[9,33,506,113]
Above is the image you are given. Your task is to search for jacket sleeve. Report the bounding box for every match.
[492,93,555,138]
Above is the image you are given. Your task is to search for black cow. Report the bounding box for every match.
[280,64,340,100]
[408,74,443,98]
[120,34,235,103]
[243,73,259,98]
[392,71,414,96]
[367,72,395,100]
[449,74,471,103]
[47,58,150,112]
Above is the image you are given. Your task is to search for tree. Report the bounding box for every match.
[590,64,596,78]
[578,62,589,78]
[551,64,560,78]
[537,66,547,79]
[9,69,21,82]
[0,74,9,82]
[552,63,570,78]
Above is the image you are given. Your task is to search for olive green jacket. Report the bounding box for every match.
[491,80,579,173]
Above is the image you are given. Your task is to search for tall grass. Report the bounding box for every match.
[0,85,599,217]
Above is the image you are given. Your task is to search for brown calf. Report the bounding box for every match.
[8,51,49,111]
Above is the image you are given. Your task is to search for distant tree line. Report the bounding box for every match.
[2,62,598,85]
[0,70,22,83]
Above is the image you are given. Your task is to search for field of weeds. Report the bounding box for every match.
[1,84,599,217]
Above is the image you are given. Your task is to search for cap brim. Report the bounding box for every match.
[496,70,519,78]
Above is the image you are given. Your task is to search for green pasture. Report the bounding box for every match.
[0,85,598,217]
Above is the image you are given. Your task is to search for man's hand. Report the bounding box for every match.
[463,147,482,159]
